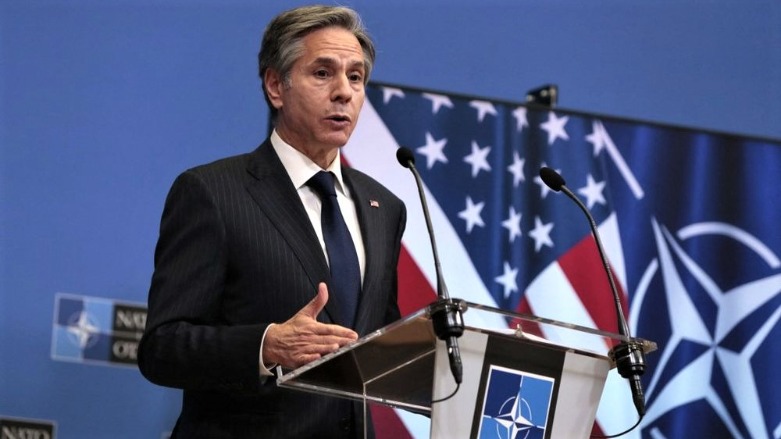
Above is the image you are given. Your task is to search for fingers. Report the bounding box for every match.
[264,322,356,369]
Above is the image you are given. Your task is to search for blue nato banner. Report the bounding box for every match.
[2,77,781,437]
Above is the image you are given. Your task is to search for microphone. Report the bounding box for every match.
[397,146,464,385]
[539,167,646,417]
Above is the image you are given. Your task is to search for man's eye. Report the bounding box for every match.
[314,70,329,78]
[349,73,363,82]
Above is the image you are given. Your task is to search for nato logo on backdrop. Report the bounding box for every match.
[0,416,55,439]
[477,365,555,439]
[51,294,147,366]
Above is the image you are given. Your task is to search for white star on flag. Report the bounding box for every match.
[423,93,454,114]
[528,216,554,252]
[586,120,609,155]
[540,111,570,145]
[495,262,519,299]
[381,87,405,104]
[578,174,607,209]
[501,206,523,243]
[507,152,525,187]
[464,141,492,177]
[513,107,529,132]
[458,196,485,233]
[416,132,448,169]
[469,100,498,123]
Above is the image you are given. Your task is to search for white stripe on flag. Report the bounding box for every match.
[525,261,601,349]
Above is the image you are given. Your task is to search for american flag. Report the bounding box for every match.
[343,82,781,439]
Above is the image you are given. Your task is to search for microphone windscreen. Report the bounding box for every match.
[396,147,415,168]
[539,167,566,191]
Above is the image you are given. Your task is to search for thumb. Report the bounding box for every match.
[300,282,329,319]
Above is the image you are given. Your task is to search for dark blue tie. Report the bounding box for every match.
[307,171,361,327]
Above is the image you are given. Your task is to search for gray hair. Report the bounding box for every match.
[258,5,376,118]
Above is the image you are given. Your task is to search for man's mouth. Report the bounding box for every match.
[326,115,351,123]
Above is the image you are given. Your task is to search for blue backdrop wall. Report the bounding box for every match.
[1,1,779,437]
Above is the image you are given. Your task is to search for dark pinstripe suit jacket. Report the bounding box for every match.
[138,140,406,438]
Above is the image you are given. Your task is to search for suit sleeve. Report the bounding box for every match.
[138,171,266,392]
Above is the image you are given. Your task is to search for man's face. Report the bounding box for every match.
[267,26,366,163]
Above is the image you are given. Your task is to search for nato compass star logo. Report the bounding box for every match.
[66,310,100,349]
[633,220,781,438]
[478,366,554,439]
[51,294,114,363]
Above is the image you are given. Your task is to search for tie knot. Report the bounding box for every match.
[307,171,337,198]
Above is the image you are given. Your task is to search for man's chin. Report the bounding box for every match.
[320,132,352,149]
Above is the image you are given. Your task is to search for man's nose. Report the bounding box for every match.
[330,74,353,103]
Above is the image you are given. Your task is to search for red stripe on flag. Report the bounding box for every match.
[397,245,438,316]
[557,235,629,335]
[517,296,533,315]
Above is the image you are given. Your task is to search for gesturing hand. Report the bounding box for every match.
[262,282,358,369]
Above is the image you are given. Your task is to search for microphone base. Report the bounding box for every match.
[610,341,647,377]
[428,298,467,340]
[429,298,466,384]
[610,341,647,417]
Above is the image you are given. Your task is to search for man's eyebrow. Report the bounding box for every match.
[348,60,366,71]
[311,56,365,70]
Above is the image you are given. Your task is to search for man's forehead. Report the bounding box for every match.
[301,27,363,58]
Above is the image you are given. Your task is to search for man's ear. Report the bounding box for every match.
[264,68,284,110]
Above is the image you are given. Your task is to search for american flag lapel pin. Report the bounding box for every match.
[369,200,380,208]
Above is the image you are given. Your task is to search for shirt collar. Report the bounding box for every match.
[270,129,349,195]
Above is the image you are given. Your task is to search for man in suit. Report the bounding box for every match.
[138,5,406,438]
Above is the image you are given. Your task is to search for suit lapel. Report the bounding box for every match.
[343,169,387,334]
[243,141,345,325]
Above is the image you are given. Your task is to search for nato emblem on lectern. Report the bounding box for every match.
[51,293,146,367]
[477,365,555,439]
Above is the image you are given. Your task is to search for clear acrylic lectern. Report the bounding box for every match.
[277,300,656,439]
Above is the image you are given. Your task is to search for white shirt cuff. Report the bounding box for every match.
[258,323,277,377]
